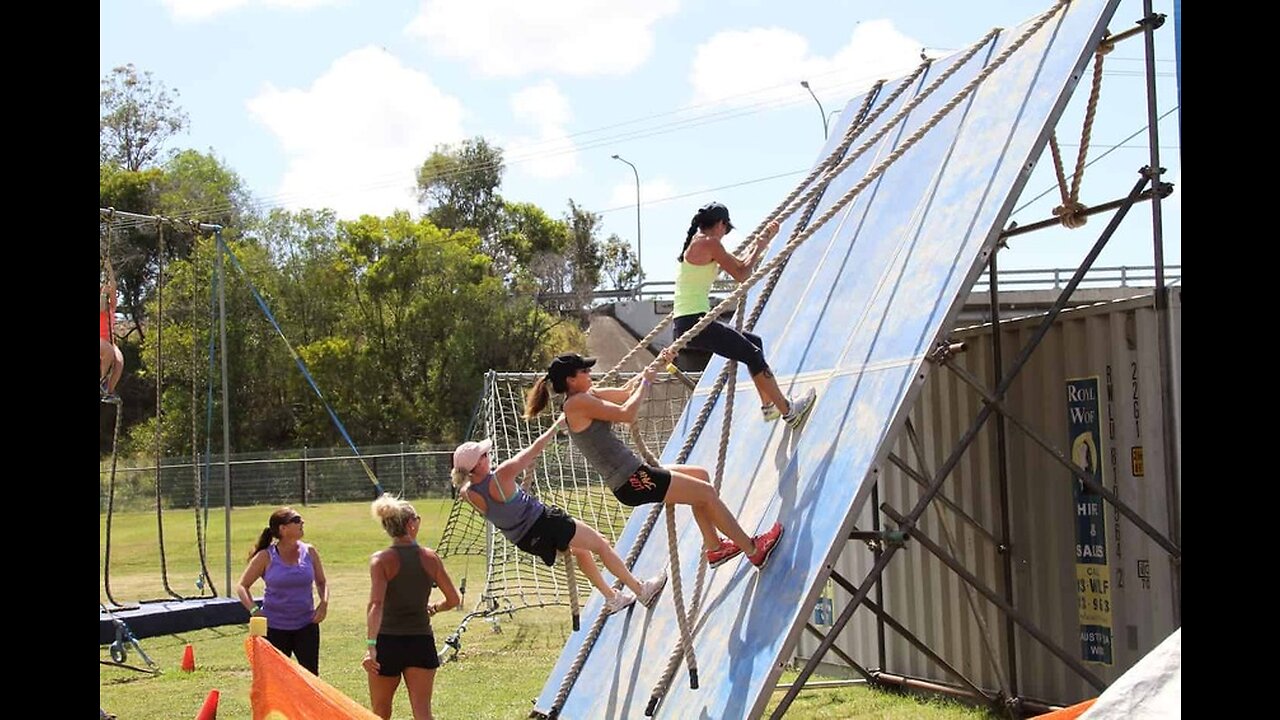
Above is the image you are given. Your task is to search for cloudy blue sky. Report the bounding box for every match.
[100,0,1181,283]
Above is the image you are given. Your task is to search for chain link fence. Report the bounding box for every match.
[100,443,459,513]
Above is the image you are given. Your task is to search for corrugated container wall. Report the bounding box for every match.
[794,288,1181,706]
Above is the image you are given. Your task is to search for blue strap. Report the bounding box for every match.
[219,236,384,496]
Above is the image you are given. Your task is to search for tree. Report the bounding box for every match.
[564,200,604,316]
[100,151,255,343]
[416,137,505,241]
[600,234,642,291]
[497,200,569,289]
[100,64,190,171]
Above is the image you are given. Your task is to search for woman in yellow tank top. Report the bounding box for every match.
[667,202,816,428]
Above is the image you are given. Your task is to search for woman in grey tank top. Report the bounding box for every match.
[526,353,785,571]
[451,417,666,617]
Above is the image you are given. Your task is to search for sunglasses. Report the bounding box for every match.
[284,515,304,525]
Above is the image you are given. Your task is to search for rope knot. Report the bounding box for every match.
[1052,201,1089,229]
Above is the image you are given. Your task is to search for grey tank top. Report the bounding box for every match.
[381,544,434,636]
[469,472,543,544]
[568,418,643,490]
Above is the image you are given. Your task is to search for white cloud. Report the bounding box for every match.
[507,81,580,180]
[608,177,675,211]
[247,46,466,219]
[407,0,680,77]
[162,0,344,23]
[689,20,922,110]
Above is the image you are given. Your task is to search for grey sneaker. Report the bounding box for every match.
[761,403,782,422]
[636,573,667,609]
[782,388,817,429]
[603,588,637,616]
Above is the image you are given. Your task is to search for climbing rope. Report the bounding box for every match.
[101,208,125,608]
[545,1,1071,713]
[1050,36,1111,228]
[153,220,186,600]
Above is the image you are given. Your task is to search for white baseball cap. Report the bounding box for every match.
[453,438,493,472]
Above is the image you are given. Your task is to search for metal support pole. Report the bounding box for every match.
[943,361,1179,558]
[870,479,888,670]
[903,420,1010,699]
[999,186,1170,238]
[887,453,1002,546]
[217,231,233,597]
[988,244,1021,700]
[300,446,308,506]
[830,571,997,704]
[879,505,1106,691]
[1143,0,1181,625]
[771,177,1148,718]
[802,623,877,684]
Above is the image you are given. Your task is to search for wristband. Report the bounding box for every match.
[366,639,377,647]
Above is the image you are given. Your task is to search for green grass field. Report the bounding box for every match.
[100,500,994,719]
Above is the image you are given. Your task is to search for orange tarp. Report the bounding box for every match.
[244,636,380,720]
[1032,698,1098,719]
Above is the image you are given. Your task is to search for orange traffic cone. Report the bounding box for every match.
[194,689,219,720]
[181,643,196,672]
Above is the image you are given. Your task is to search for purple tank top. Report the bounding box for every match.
[470,472,543,544]
[262,543,316,631]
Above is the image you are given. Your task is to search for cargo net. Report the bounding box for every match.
[436,369,698,647]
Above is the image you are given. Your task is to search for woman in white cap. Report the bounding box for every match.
[525,353,784,570]
[667,201,816,428]
[452,417,666,616]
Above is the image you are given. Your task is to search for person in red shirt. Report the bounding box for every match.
[100,276,124,403]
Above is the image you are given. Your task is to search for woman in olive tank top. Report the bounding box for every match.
[362,495,461,720]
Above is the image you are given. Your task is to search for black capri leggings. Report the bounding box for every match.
[266,622,320,676]
[673,313,770,377]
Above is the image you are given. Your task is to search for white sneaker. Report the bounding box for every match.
[603,588,637,616]
[636,573,668,609]
[783,388,817,429]
[761,403,782,422]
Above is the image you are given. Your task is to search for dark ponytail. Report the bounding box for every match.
[247,507,294,561]
[524,376,552,419]
[248,527,274,561]
[677,216,700,262]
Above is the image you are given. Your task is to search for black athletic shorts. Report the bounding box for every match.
[375,633,439,676]
[611,464,673,507]
[516,504,578,566]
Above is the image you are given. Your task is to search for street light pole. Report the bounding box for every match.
[610,154,642,294]
[800,80,829,140]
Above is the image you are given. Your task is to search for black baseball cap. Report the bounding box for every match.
[547,353,597,391]
[698,201,733,232]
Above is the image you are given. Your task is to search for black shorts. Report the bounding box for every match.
[612,464,673,507]
[516,505,578,566]
[375,634,439,676]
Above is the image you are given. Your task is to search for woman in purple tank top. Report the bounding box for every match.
[451,416,667,618]
[235,507,329,675]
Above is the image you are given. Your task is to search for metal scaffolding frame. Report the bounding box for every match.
[770,5,1179,717]
[99,207,234,597]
